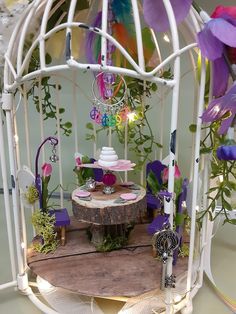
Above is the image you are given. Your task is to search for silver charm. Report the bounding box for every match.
[152,224,179,290]
[49,145,59,163]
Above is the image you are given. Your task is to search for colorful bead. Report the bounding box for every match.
[90,106,98,120]
[102,113,108,126]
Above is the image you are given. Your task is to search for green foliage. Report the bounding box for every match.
[147,170,161,195]
[31,209,58,254]
[178,243,189,258]
[24,185,39,204]
[96,235,128,252]
[189,124,197,133]
[199,117,236,225]
[41,175,51,210]
[27,76,72,136]
[94,223,134,252]
[73,155,95,186]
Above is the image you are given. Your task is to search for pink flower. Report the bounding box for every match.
[162,164,181,183]
[75,156,82,167]
[41,163,52,177]
[211,5,236,19]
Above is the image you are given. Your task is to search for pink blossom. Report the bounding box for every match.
[162,164,181,183]
[41,163,52,177]
[75,156,82,167]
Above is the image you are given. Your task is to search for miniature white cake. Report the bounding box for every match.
[98,147,118,167]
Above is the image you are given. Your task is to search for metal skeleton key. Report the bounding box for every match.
[152,224,179,290]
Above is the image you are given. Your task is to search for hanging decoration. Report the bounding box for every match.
[88,1,130,127]
[90,71,129,127]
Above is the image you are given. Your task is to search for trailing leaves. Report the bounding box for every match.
[27,76,72,136]
[199,118,236,225]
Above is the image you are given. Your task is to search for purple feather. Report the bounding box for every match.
[85,11,102,64]
[143,0,192,33]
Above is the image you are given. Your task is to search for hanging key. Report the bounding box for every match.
[152,224,179,290]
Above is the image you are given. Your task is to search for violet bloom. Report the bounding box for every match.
[216,145,236,160]
[143,0,192,33]
[201,83,236,134]
[197,6,236,97]
[158,190,172,200]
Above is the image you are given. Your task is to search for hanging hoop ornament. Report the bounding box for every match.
[90,72,128,127]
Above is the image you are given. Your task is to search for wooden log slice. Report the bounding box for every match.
[72,185,147,225]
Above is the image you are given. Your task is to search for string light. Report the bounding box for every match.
[219,175,223,183]
[163,34,170,43]
[127,112,136,122]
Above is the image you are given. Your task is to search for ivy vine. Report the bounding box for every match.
[199,121,236,224]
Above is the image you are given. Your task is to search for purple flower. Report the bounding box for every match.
[158,190,172,199]
[216,145,236,160]
[143,0,192,33]
[197,9,236,97]
[201,83,236,134]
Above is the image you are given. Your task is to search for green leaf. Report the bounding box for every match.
[189,124,197,133]
[222,199,232,211]
[226,181,236,190]
[85,134,95,141]
[175,213,186,226]
[47,112,56,118]
[210,200,216,211]
[64,121,72,128]
[147,170,160,195]
[223,188,231,198]
[151,83,158,92]
[86,122,94,130]
[200,147,212,154]
[224,219,236,225]
[174,178,183,199]
[45,53,52,64]
[59,108,65,114]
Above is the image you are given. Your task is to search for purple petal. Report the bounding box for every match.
[201,98,225,122]
[210,18,236,47]
[216,13,236,27]
[212,57,229,97]
[218,113,235,134]
[85,11,102,64]
[197,23,224,60]
[143,0,192,33]
[147,214,169,235]
[217,145,236,160]
[202,83,236,133]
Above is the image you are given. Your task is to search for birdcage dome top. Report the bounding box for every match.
[3,0,201,92]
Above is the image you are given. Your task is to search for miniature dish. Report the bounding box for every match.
[120,181,134,187]
[76,191,91,198]
[120,193,137,201]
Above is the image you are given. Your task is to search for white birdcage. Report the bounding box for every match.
[0,1,212,313]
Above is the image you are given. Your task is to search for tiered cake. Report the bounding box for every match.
[98,147,118,167]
